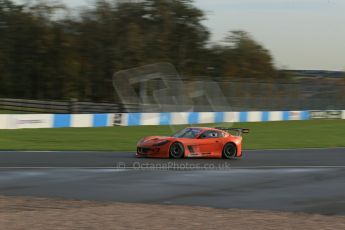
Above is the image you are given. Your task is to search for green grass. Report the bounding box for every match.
[0,120,345,151]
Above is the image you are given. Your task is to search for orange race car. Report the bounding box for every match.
[136,127,249,159]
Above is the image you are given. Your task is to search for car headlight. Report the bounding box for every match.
[153,140,170,146]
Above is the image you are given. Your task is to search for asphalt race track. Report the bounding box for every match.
[1,148,345,168]
[0,148,345,215]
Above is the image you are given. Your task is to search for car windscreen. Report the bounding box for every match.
[172,128,202,139]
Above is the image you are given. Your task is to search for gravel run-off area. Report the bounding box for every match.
[1,196,345,230]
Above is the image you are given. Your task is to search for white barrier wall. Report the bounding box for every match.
[10,114,53,129]
[0,115,9,129]
[71,114,93,128]
[117,111,311,126]
[2,110,344,129]
[0,114,113,129]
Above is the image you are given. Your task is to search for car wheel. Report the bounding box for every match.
[169,142,185,159]
[222,143,237,159]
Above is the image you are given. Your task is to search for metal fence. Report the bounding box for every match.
[115,77,345,112]
[111,63,345,112]
[218,78,345,111]
[1,77,345,114]
[0,98,135,114]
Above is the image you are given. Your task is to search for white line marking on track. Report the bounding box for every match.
[0,166,345,170]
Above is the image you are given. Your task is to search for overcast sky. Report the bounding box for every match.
[197,0,345,71]
[35,0,345,70]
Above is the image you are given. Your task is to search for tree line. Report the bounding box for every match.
[0,0,281,102]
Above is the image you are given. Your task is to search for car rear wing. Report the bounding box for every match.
[215,127,250,136]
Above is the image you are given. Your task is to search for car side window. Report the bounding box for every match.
[199,131,222,139]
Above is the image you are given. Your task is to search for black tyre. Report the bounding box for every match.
[169,142,185,159]
[222,143,237,159]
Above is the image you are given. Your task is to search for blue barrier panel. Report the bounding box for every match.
[214,112,225,123]
[93,114,108,127]
[159,113,171,125]
[53,114,71,128]
[301,111,310,120]
[239,112,248,122]
[283,111,290,121]
[128,113,141,126]
[188,112,199,124]
[261,111,270,122]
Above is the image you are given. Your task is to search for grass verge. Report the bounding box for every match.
[0,120,345,151]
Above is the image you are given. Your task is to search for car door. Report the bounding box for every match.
[195,130,223,157]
